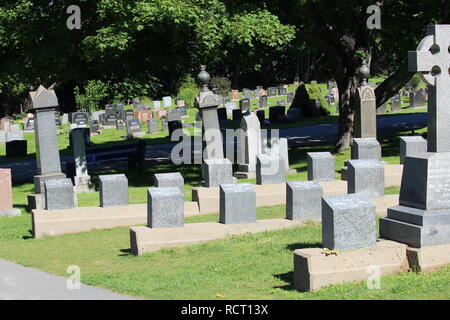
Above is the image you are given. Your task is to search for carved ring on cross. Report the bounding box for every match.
[409,25,450,87]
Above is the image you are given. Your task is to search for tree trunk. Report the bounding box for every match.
[335,74,359,152]
[375,62,414,107]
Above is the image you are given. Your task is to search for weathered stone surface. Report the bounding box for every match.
[237,112,262,173]
[256,154,285,185]
[154,172,184,194]
[322,194,376,250]
[406,243,450,273]
[293,240,409,292]
[286,181,323,221]
[220,183,256,224]
[351,138,381,160]
[202,158,233,188]
[147,187,184,228]
[354,85,377,138]
[399,136,427,164]
[0,169,21,217]
[347,160,385,198]
[71,128,93,193]
[307,152,336,181]
[44,179,75,210]
[99,174,128,207]
[5,130,24,142]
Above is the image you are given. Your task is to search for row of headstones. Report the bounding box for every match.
[216,104,296,124]
[232,86,290,100]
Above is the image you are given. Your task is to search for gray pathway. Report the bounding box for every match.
[0,259,134,300]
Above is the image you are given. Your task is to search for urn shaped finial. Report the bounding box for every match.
[358,60,370,86]
[197,65,211,92]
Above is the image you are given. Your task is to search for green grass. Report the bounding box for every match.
[0,211,448,300]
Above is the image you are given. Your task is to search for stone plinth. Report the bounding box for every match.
[286,181,323,221]
[202,158,233,188]
[45,179,75,211]
[347,160,385,198]
[154,172,184,194]
[99,174,128,207]
[307,152,336,181]
[219,183,256,224]
[147,187,184,228]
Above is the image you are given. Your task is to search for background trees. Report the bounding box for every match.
[0,0,449,149]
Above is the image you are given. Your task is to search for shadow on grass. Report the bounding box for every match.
[273,272,296,291]
[119,249,133,257]
[286,242,322,251]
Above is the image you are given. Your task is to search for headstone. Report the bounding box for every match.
[256,110,265,124]
[154,172,184,194]
[126,119,145,138]
[116,120,125,131]
[269,106,285,122]
[322,194,376,250]
[354,66,377,138]
[239,99,250,113]
[202,158,233,188]
[116,103,124,113]
[147,187,184,228]
[347,160,385,198]
[286,181,323,221]
[6,140,27,157]
[225,102,237,118]
[91,111,102,122]
[99,174,128,207]
[259,95,268,108]
[147,118,159,134]
[162,119,169,132]
[163,96,172,107]
[135,109,152,123]
[399,136,427,164]
[287,92,295,104]
[286,108,302,121]
[122,109,134,122]
[5,130,24,142]
[89,120,100,134]
[232,109,242,122]
[307,152,336,181]
[44,179,75,210]
[153,101,162,111]
[71,112,89,126]
[24,118,35,131]
[219,184,256,224]
[0,117,12,131]
[381,26,450,247]
[278,87,287,96]
[276,100,286,107]
[351,138,382,160]
[178,106,187,117]
[103,113,118,126]
[217,108,227,122]
[391,93,402,112]
[71,128,93,193]
[256,154,285,185]
[242,89,253,100]
[267,87,277,97]
[0,169,21,216]
[27,85,66,201]
[237,113,262,174]
[105,104,116,113]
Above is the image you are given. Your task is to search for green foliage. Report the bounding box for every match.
[210,77,231,96]
[408,75,421,90]
[308,81,330,116]
[178,75,197,91]
[178,87,198,108]
[74,80,109,112]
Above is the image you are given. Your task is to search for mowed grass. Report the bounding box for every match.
[0,210,448,300]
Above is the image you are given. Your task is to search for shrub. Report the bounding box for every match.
[210,77,231,96]
[74,80,108,112]
[178,87,198,107]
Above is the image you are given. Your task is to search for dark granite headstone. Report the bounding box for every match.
[239,99,250,113]
[267,87,277,97]
[6,140,27,157]
[259,95,268,108]
[269,106,286,122]
[256,110,265,124]
[232,109,242,122]
[217,108,227,122]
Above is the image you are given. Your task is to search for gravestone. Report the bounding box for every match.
[399,136,427,164]
[195,65,224,160]
[116,120,125,131]
[121,109,134,122]
[225,102,237,118]
[276,100,286,107]
[242,89,253,100]
[27,86,66,211]
[62,113,69,125]
[135,109,152,124]
[351,138,381,161]
[269,106,285,122]
[202,158,233,188]
[72,112,89,126]
[236,112,262,178]
[103,113,118,126]
[256,109,265,124]
[286,107,302,121]
[153,101,161,111]
[217,108,227,122]
[71,128,93,193]
[163,96,172,107]
[89,120,100,135]
[391,93,402,112]
[126,119,145,138]
[286,181,323,221]
[147,118,159,134]
[220,184,256,224]
[6,140,27,157]
[5,130,24,142]
[232,109,242,122]
[117,102,124,113]
[0,117,12,131]
[99,174,128,207]
[162,119,169,132]
[347,160,385,198]
[267,87,277,97]
[380,25,450,247]
[178,106,187,117]
[354,62,377,138]
[259,95,268,108]
[287,92,295,104]
[239,99,250,113]
[377,103,387,114]
[154,172,184,194]
[147,187,184,228]
[167,109,183,137]
[278,87,287,96]
[24,118,35,131]
[322,194,376,250]
[44,179,75,210]
[256,154,285,185]
[0,169,21,216]
[307,152,336,181]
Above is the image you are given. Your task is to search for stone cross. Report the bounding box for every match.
[408,25,450,152]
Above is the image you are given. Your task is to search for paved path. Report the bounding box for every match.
[0,259,134,300]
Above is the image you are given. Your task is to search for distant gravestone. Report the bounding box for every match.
[256,154,285,185]
[126,119,145,138]
[167,109,183,136]
[242,89,253,100]
[259,95,268,108]
[354,70,377,138]
[0,169,21,216]
[24,118,35,131]
[116,120,125,131]
[103,113,118,126]
[322,194,376,250]
[217,108,227,122]
[45,179,75,210]
[178,106,187,117]
[163,96,172,107]
[89,120,100,134]
[122,109,134,122]
[225,102,237,118]
[287,92,295,104]
[147,118,159,134]
[237,113,262,175]
[391,93,402,112]
[278,87,287,96]
[267,87,277,97]
[269,106,285,122]
[239,99,250,113]
[307,152,336,181]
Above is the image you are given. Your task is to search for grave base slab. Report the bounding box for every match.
[406,243,450,273]
[293,240,409,292]
[0,209,21,217]
[130,219,305,255]
[32,202,200,238]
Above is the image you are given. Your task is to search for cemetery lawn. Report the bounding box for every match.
[0,211,449,300]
